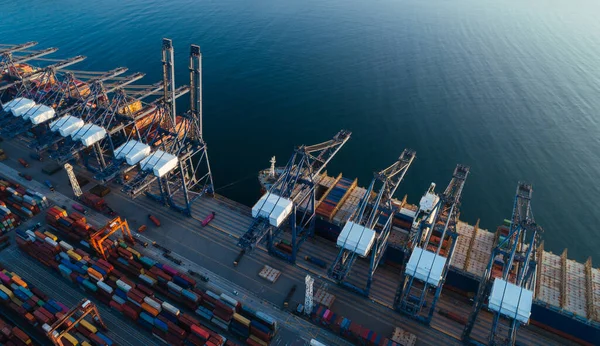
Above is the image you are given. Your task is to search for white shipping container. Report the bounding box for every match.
[59,241,73,251]
[112,295,126,305]
[97,281,114,294]
[44,237,58,248]
[162,302,180,316]
[167,281,183,293]
[144,297,162,312]
[116,279,132,292]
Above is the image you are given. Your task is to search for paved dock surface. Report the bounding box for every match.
[0,139,578,346]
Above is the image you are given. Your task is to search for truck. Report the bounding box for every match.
[18,172,32,181]
[44,180,55,191]
[201,212,216,227]
[283,284,297,308]
[18,158,29,168]
[72,203,87,214]
[233,249,246,267]
[148,214,160,227]
[79,192,116,216]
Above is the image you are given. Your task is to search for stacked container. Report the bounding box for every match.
[0,315,33,345]
[16,230,249,345]
[0,262,111,346]
[316,177,356,220]
[0,179,48,222]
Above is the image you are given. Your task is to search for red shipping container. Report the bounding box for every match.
[190,324,209,340]
[109,300,123,313]
[213,308,232,322]
[167,321,186,339]
[88,333,106,346]
[76,324,91,338]
[245,338,261,346]
[186,333,204,346]
[136,284,154,297]
[119,276,136,288]
[250,326,271,342]
[33,310,50,324]
[122,304,139,320]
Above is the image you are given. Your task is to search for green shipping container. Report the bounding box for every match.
[82,279,98,292]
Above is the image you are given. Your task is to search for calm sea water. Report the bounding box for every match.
[2,0,600,261]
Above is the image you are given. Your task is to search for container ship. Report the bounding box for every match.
[258,159,600,345]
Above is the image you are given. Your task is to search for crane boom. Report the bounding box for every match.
[64,163,82,197]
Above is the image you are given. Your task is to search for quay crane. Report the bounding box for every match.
[122,40,213,216]
[329,149,415,296]
[394,164,469,324]
[462,183,542,345]
[237,130,351,264]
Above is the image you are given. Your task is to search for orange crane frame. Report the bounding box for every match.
[90,216,134,259]
[46,299,107,346]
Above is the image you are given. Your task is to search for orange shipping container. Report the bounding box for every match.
[87,268,103,281]
[11,276,28,288]
[141,302,159,317]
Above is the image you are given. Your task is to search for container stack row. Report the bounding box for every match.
[316,177,356,221]
[0,262,112,346]
[15,231,233,346]
[15,224,278,346]
[45,207,108,250]
[0,178,49,228]
[0,314,32,346]
[309,304,414,346]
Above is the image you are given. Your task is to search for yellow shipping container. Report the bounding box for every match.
[62,332,79,345]
[126,247,141,259]
[53,206,68,217]
[81,342,92,346]
[11,296,23,306]
[79,319,97,334]
[0,284,14,298]
[119,100,142,116]
[67,250,82,262]
[233,313,251,327]
[43,231,58,241]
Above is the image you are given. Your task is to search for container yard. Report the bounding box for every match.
[0,40,598,346]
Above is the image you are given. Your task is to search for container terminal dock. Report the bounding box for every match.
[0,40,599,346]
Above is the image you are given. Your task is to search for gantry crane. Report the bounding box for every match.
[237,130,351,264]
[90,216,134,259]
[121,40,212,216]
[329,149,415,296]
[462,183,541,345]
[44,299,106,346]
[394,164,469,324]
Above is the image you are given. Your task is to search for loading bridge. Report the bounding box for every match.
[121,40,212,216]
[394,164,470,324]
[237,129,351,264]
[462,183,542,345]
[329,149,416,296]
